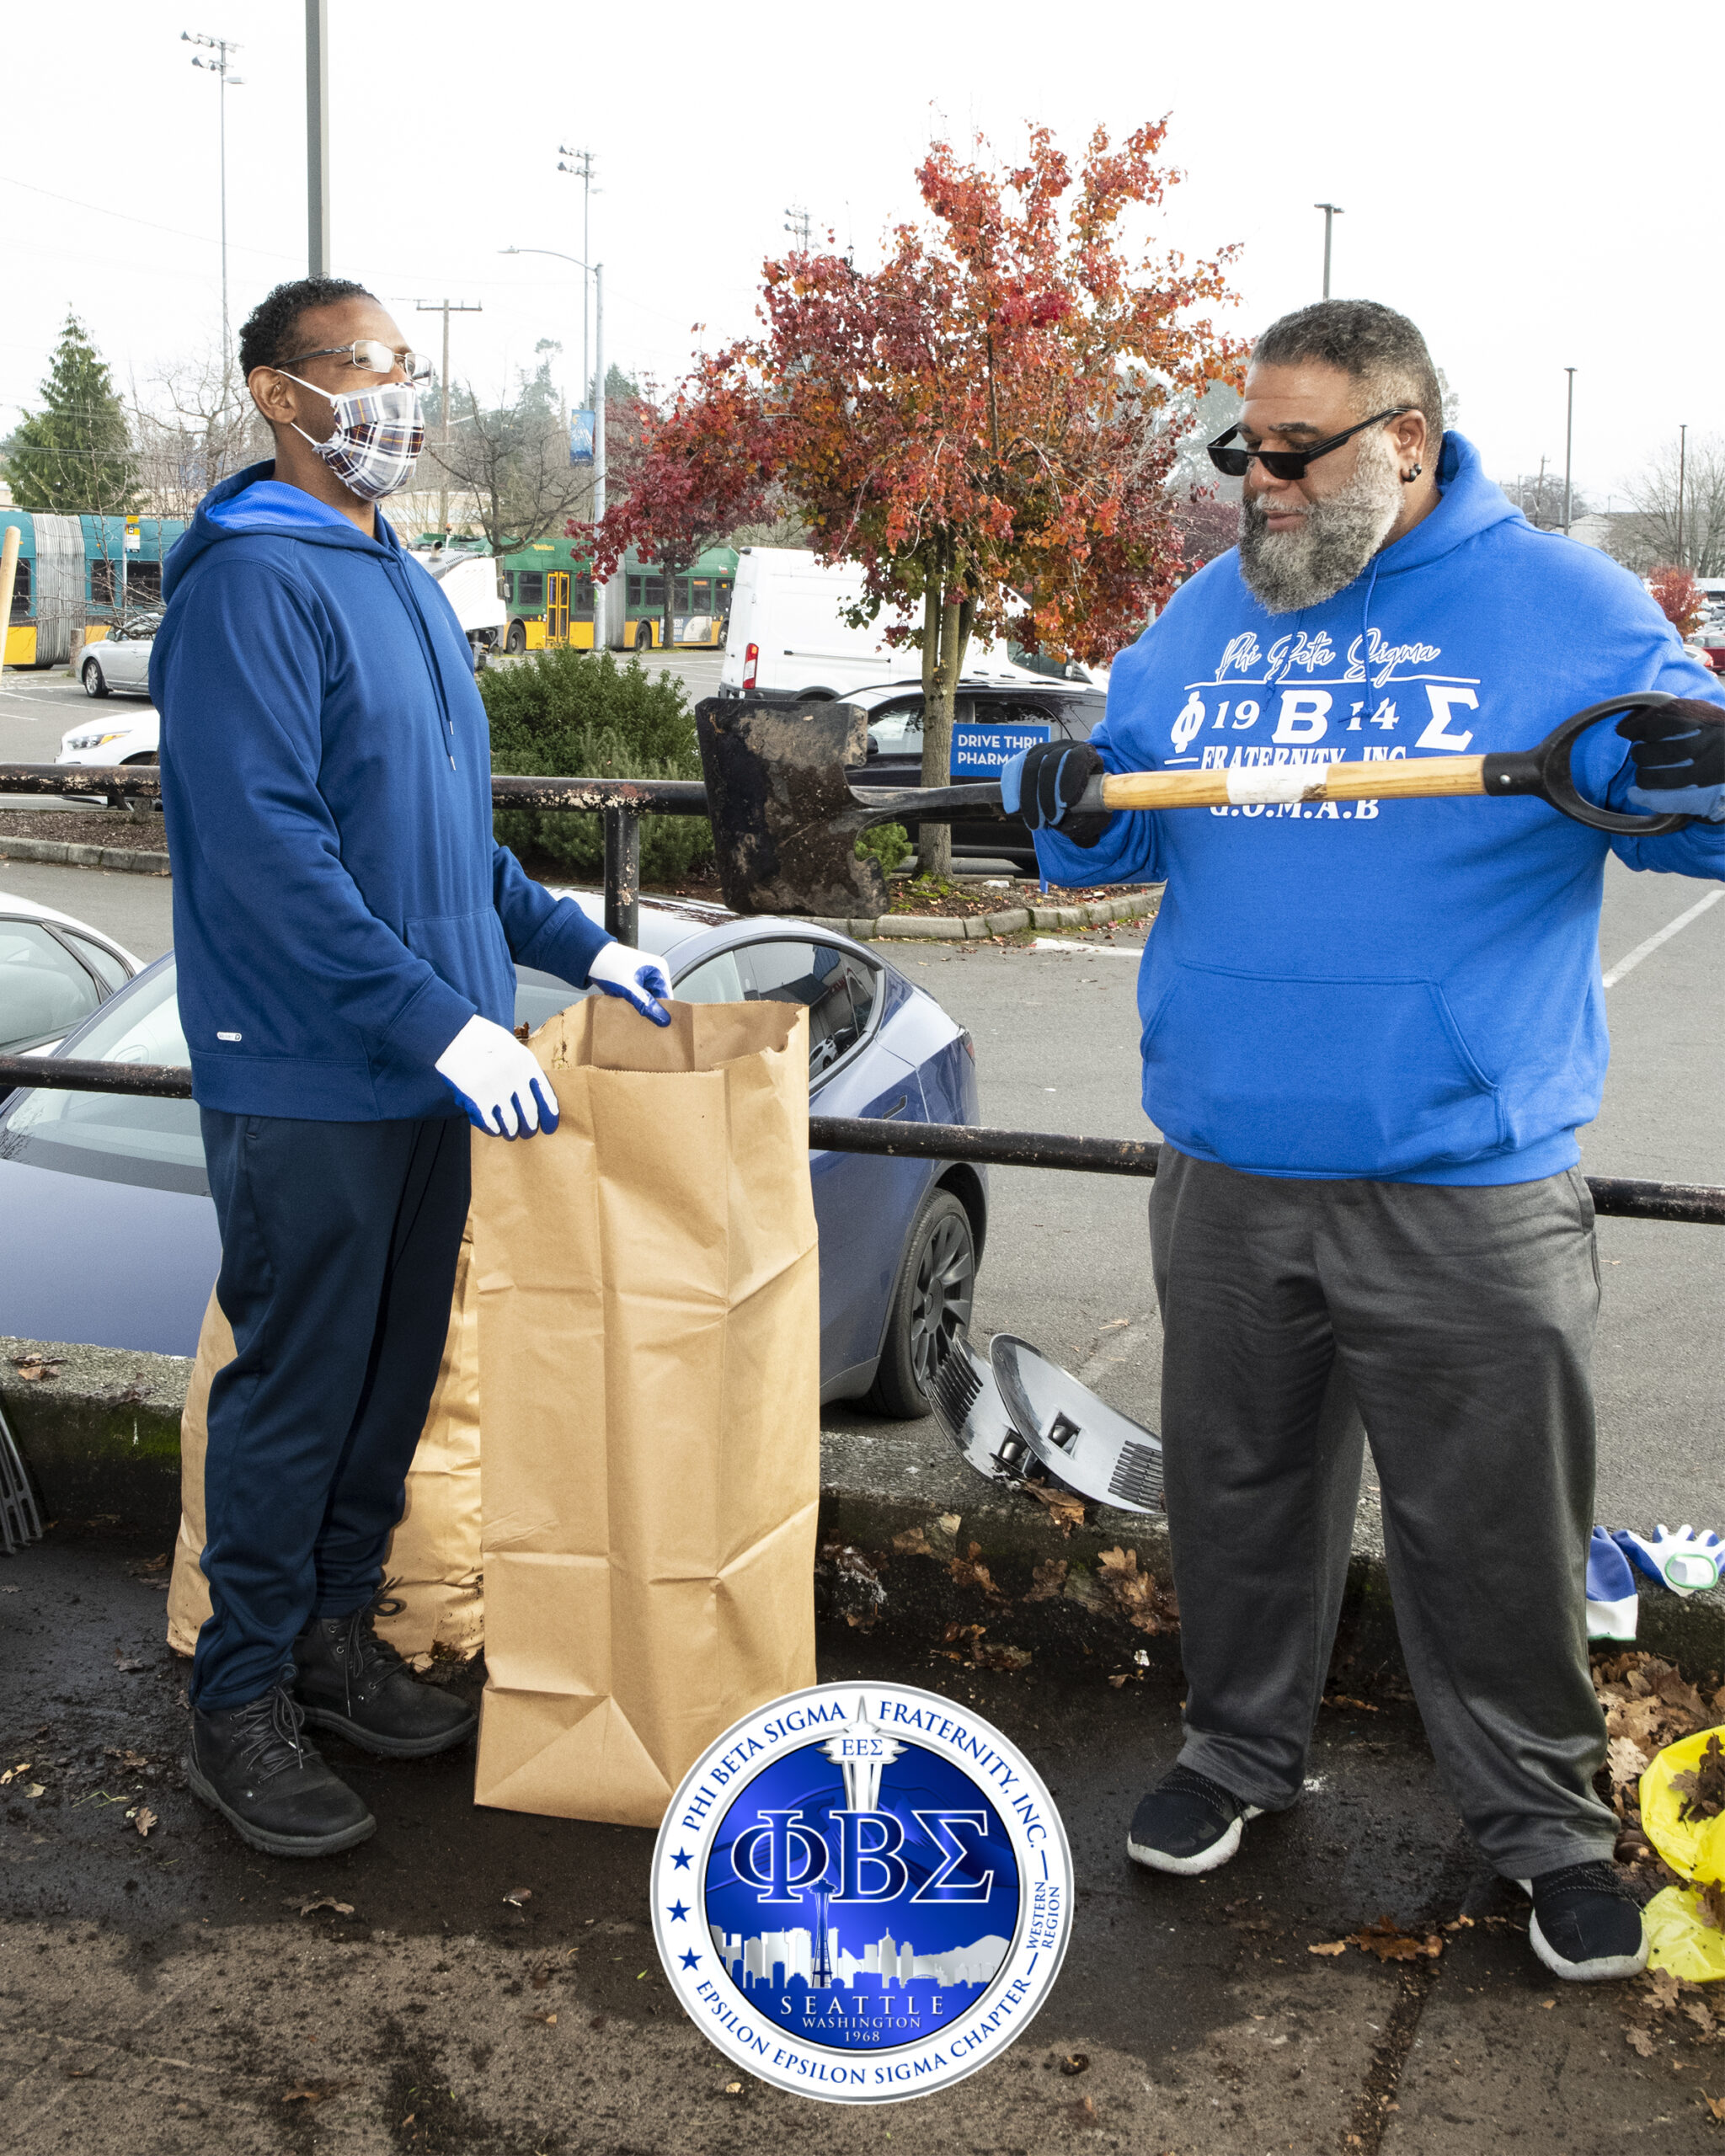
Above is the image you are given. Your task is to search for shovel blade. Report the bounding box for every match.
[694,696,888,918]
[989,1334,1163,1514]
[931,1336,1040,1485]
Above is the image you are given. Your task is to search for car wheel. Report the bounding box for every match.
[505,620,526,654]
[123,751,159,765]
[865,1187,975,1419]
[82,658,108,697]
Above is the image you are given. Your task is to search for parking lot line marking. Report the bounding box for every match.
[1033,937,1144,958]
[1601,886,1724,989]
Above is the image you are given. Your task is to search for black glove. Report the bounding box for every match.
[1616,699,1725,820]
[1003,739,1111,848]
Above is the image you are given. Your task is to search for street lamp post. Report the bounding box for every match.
[503,247,606,637]
[183,30,243,375]
[556,148,597,405]
[1562,367,1576,535]
[1314,202,1343,299]
[416,299,483,538]
[305,0,329,277]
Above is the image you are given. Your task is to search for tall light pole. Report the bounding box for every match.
[1314,202,1343,299]
[784,204,813,252]
[1562,367,1576,534]
[556,148,596,403]
[416,299,483,538]
[502,248,606,634]
[305,0,329,276]
[183,31,243,374]
[1677,424,1688,568]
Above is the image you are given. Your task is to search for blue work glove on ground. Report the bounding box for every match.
[1585,1527,1639,1641]
[587,941,672,1025]
[1000,739,1111,848]
[1612,1524,1725,1596]
[435,1014,558,1138]
[1617,700,1725,819]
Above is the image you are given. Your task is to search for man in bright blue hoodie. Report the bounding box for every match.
[1005,301,1725,1983]
[152,277,676,1860]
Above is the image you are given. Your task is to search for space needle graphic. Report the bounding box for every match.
[821,1696,905,1813]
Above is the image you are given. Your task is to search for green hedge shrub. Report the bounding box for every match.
[478,647,715,883]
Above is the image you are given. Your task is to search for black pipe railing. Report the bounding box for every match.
[2,1057,1722,1225]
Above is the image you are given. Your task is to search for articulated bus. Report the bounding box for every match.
[483,539,736,654]
[2,511,188,668]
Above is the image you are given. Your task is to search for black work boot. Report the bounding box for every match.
[185,1678,376,1858]
[293,1597,478,1759]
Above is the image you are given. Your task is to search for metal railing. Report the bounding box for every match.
[2,1057,1722,1225]
[0,764,710,947]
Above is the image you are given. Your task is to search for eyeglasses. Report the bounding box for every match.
[1206,406,1413,482]
[275,339,434,384]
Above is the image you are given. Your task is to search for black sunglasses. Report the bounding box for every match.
[1207,405,1413,482]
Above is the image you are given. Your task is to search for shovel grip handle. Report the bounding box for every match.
[1084,757,1489,814]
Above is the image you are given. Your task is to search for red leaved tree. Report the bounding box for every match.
[587,123,1243,875]
[1648,564,1705,639]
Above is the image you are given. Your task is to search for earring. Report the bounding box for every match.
[1402,462,1423,483]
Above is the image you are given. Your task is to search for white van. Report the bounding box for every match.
[719,548,1062,697]
[408,546,508,648]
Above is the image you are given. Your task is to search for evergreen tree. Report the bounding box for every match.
[4,313,139,513]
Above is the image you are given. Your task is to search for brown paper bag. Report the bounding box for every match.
[471,995,820,1828]
[167,1223,484,1660]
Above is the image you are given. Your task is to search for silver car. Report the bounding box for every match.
[77,611,162,702]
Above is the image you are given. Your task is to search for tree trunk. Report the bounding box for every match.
[660,554,679,659]
[918,579,972,882]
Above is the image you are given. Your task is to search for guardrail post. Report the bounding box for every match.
[603,805,639,946]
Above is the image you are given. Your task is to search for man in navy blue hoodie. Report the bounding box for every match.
[152,278,676,1858]
[1007,301,1725,1982]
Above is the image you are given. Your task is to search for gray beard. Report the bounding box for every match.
[1236,434,1404,614]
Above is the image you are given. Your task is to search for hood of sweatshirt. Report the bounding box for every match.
[161,460,401,601]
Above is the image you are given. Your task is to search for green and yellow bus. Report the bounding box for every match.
[486,540,736,653]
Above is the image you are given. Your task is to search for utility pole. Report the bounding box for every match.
[1677,424,1688,568]
[1562,368,1576,534]
[556,148,597,402]
[305,0,329,275]
[500,246,606,637]
[1535,455,1549,528]
[415,299,482,537]
[183,31,243,376]
[1314,203,1343,299]
[784,204,813,253]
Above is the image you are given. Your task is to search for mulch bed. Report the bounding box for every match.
[0,808,168,853]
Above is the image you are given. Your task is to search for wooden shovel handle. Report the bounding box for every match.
[1087,755,1488,814]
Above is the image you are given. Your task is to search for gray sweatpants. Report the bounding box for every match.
[1148,1146,1616,1880]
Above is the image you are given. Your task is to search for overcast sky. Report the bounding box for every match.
[3,0,1716,510]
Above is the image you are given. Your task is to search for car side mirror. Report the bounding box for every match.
[865,734,879,760]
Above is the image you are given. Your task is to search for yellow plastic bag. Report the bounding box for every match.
[1643,1886,1725,1983]
[1640,1728,1725,1885]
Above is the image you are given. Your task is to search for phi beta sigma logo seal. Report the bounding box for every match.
[650,1682,1072,2103]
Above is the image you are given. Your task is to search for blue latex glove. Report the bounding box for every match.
[1585,1526,1638,1641]
[1617,700,1725,819]
[587,940,672,1025]
[1000,739,1109,846]
[435,1015,558,1138]
[1612,1524,1724,1596]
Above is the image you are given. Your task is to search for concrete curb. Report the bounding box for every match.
[0,834,171,876]
[8,1332,1722,1682]
[800,888,1160,943]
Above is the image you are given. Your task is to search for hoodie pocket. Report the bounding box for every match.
[1143,962,1505,1176]
[403,908,516,1025]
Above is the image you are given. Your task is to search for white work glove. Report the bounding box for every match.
[435,1015,559,1138]
[587,940,672,1026]
[1613,1525,1725,1597]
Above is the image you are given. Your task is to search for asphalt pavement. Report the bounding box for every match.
[3,1531,1720,2156]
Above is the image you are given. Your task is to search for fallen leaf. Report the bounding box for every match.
[105,1748,150,1770]
[938,1513,962,1537]
[1308,1941,1349,1956]
[1443,1914,1477,1932]
[527,2010,558,2025]
[722,2081,743,2096]
[1674,1735,1725,1824]
[1094,1545,1180,1633]
[1107,1673,1129,1689]
[1021,1481,1087,1534]
[0,1764,28,1785]
[295,1897,354,1918]
[1627,2025,1658,2057]
[24,1785,45,1800]
[282,2082,345,2105]
[1686,2001,1717,2034]
[132,1806,158,1838]
[1068,2094,1097,2123]
[1541,1999,1556,2009]
[9,1355,63,1381]
[1608,1737,1653,1790]
[504,1887,532,1907]
[1324,1695,1381,1713]
[949,1543,1007,1604]
[891,1526,934,1556]
[139,1553,170,1573]
[113,1655,147,1674]
[1023,1558,1069,1604]
[1059,2052,1091,2076]
[1702,2091,1725,2121]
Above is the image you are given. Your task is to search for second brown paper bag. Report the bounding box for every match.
[471,994,820,1828]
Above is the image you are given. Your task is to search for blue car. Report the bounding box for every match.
[0,894,985,1418]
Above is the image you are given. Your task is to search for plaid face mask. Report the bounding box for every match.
[281,373,425,500]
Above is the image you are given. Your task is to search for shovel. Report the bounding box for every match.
[695,693,1695,917]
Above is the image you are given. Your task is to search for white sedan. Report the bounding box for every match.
[65,613,163,771]
[0,891,143,1056]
